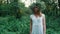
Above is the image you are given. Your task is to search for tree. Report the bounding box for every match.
[58,0,60,7]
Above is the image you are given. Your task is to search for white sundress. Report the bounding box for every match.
[30,14,45,34]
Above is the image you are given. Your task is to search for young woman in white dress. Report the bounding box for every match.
[30,6,46,34]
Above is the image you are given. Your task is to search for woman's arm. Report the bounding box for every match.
[43,15,46,34]
[30,19,32,34]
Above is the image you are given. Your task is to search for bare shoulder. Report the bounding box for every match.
[42,13,45,16]
[42,13,45,17]
[40,12,45,17]
[30,14,33,17]
[30,14,34,19]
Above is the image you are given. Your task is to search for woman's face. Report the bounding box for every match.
[34,7,39,13]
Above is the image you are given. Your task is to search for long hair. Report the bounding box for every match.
[32,6,40,13]
[30,3,41,13]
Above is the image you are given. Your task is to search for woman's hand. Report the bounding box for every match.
[30,19,32,34]
[30,31,32,34]
[43,14,46,34]
[44,32,46,34]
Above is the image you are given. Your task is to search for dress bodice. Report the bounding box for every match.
[30,14,45,25]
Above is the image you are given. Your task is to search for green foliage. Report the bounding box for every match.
[0,15,30,34]
[0,0,60,34]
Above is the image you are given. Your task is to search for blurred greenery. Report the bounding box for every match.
[0,0,60,34]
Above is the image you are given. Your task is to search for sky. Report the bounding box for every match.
[21,0,36,7]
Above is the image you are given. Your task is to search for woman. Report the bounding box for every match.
[30,5,46,34]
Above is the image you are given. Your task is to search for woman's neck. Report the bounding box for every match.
[34,12,42,17]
